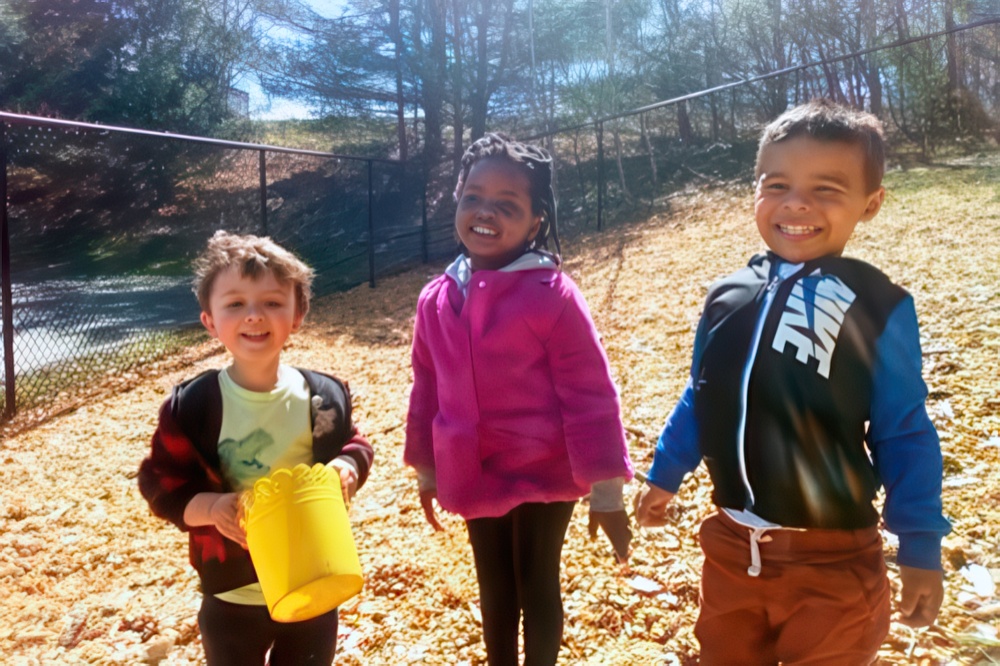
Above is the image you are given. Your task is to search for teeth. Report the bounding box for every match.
[778,224,818,236]
[472,226,498,236]
[244,332,267,338]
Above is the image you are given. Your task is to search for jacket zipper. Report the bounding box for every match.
[735,274,780,507]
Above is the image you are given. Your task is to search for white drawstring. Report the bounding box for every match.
[721,509,784,577]
[747,528,774,577]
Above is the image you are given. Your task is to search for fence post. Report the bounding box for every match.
[367,160,376,288]
[259,149,268,235]
[596,122,605,232]
[1,121,15,420]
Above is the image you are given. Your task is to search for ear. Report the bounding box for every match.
[200,311,219,339]
[527,214,543,243]
[860,187,885,221]
[291,309,305,333]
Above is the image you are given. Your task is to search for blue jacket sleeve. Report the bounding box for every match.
[868,296,951,570]
[646,379,702,492]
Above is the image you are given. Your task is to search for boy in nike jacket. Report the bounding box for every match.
[635,99,950,664]
[138,231,373,665]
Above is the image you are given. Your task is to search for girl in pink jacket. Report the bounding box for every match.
[404,133,634,665]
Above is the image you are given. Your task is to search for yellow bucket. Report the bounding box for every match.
[244,463,363,623]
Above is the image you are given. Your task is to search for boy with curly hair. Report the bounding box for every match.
[139,230,373,665]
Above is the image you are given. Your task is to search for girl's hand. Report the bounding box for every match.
[419,488,445,532]
[209,493,248,549]
[634,483,676,527]
[588,509,632,563]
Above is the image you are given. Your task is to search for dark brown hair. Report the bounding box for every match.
[756,98,886,192]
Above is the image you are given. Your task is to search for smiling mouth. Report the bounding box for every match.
[471,226,498,237]
[242,332,269,339]
[777,224,820,236]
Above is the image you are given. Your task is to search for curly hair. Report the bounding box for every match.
[756,98,886,193]
[453,132,562,262]
[192,230,315,316]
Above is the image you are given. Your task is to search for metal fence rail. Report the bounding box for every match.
[3,17,998,430]
[528,17,1000,233]
[0,112,432,425]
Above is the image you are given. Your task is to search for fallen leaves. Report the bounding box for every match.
[1,161,999,664]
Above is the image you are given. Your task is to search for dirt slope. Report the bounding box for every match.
[2,164,999,665]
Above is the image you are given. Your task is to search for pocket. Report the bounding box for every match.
[847,546,890,620]
[430,417,482,484]
[476,421,562,473]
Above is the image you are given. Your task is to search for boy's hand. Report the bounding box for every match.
[419,488,445,532]
[588,509,632,563]
[184,492,248,548]
[634,483,676,527]
[209,493,248,549]
[898,565,944,628]
[328,459,359,506]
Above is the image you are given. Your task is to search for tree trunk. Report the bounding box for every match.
[612,120,631,204]
[422,0,447,166]
[945,0,960,92]
[640,113,657,185]
[767,0,788,117]
[470,1,490,141]
[528,0,538,122]
[944,0,961,131]
[677,101,693,145]
[451,0,464,172]
[390,0,407,162]
[572,129,590,225]
[862,0,883,117]
[605,0,629,203]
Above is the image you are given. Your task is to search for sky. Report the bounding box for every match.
[242,0,349,120]
[246,90,316,121]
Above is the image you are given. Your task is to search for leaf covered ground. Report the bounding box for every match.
[2,161,999,665]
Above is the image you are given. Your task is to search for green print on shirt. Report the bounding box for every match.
[218,428,273,487]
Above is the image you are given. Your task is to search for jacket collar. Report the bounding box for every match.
[445,252,559,294]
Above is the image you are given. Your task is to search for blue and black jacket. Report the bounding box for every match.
[648,252,950,569]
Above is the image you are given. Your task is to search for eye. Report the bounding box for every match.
[226,301,243,309]
[266,300,284,308]
[765,182,787,191]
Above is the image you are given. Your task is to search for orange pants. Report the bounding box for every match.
[695,511,890,666]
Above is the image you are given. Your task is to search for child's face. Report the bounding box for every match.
[455,157,542,271]
[754,135,885,264]
[200,266,303,382]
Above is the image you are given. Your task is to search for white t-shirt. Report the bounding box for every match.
[215,364,313,605]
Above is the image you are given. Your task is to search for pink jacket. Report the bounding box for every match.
[404,264,633,519]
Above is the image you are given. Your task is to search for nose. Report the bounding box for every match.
[244,304,264,322]
[781,188,810,211]
[475,201,496,219]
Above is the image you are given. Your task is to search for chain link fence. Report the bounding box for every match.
[418,20,999,273]
[0,115,430,430]
[3,18,998,433]
[519,18,1000,236]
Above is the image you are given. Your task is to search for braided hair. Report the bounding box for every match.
[453,133,561,263]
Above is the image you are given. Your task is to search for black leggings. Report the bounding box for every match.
[466,501,576,666]
[197,594,339,666]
